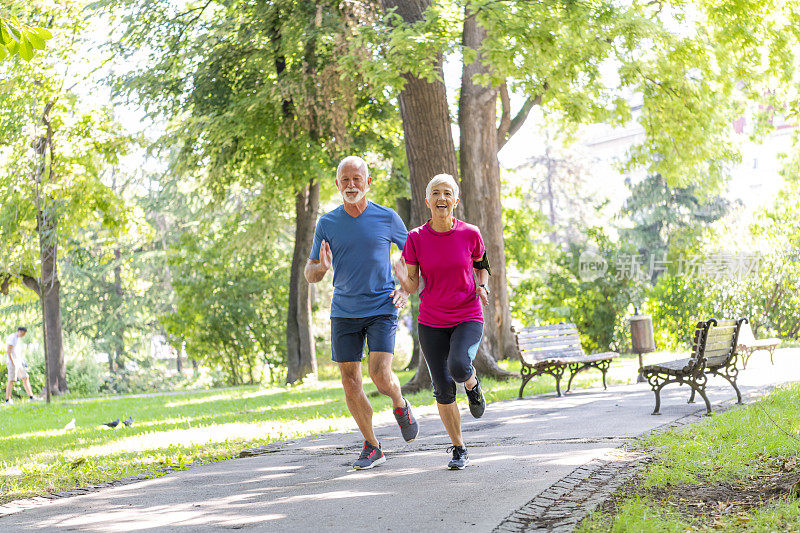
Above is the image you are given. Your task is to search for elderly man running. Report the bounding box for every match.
[305,156,418,469]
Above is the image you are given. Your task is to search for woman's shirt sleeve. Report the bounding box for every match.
[402,231,419,265]
[472,227,486,261]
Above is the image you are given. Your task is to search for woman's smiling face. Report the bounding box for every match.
[425,182,459,219]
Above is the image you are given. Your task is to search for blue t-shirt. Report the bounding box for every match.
[310,202,408,318]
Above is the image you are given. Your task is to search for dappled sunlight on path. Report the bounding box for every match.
[2,348,799,531]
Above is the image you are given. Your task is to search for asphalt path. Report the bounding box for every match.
[1,348,797,532]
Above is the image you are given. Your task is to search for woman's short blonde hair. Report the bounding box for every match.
[426,174,460,200]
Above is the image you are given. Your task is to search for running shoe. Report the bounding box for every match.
[465,376,486,418]
[447,445,469,470]
[352,441,386,470]
[393,398,419,442]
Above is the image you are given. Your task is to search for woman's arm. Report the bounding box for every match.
[474,268,489,306]
[394,259,420,294]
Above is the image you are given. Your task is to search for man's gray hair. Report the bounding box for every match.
[337,156,369,179]
[426,174,459,200]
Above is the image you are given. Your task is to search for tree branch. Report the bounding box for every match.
[497,82,511,146]
[497,84,547,151]
[21,275,40,296]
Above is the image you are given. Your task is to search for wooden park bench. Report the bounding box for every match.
[641,317,746,416]
[736,321,780,368]
[512,323,619,398]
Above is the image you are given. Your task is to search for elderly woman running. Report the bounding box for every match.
[393,173,490,470]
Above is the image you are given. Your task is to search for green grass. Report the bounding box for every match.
[578,384,800,532]
[579,497,688,533]
[0,354,640,503]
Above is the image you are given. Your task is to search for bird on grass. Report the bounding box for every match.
[63,418,76,431]
[103,418,120,428]
[123,416,134,427]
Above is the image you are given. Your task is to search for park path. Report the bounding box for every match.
[1,348,798,532]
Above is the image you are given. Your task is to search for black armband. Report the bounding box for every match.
[473,252,491,275]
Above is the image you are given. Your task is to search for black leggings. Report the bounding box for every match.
[418,321,484,405]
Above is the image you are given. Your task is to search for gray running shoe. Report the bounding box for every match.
[393,399,419,442]
[353,441,386,470]
[465,376,486,418]
[447,445,469,470]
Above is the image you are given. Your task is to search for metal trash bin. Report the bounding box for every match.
[630,314,655,382]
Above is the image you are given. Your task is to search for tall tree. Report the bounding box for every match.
[458,10,516,371]
[0,1,130,396]
[378,0,458,391]
[365,0,800,376]
[110,0,403,383]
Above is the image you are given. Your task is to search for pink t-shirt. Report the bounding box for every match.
[402,219,485,328]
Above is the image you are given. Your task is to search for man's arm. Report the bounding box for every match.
[305,239,333,283]
[304,259,328,283]
[7,343,17,365]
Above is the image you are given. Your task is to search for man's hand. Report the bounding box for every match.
[320,240,333,270]
[391,288,408,309]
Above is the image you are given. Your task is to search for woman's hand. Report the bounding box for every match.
[393,258,409,285]
[477,285,489,307]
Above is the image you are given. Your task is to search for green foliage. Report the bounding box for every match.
[507,216,646,353]
[1,355,103,397]
[159,214,291,386]
[97,0,406,385]
[0,1,132,284]
[0,15,52,61]
[108,0,403,197]
[646,273,710,350]
[620,174,732,261]
[645,172,800,348]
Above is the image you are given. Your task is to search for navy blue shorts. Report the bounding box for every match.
[331,314,398,363]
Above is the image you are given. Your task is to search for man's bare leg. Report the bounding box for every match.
[21,377,33,398]
[437,401,464,447]
[368,351,404,409]
[339,361,379,446]
[5,379,13,401]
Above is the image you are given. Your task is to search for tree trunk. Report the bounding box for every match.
[38,220,68,395]
[380,0,459,394]
[286,179,319,383]
[459,9,517,379]
[30,105,68,395]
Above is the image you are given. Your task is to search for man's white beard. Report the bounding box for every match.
[342,186,368,204]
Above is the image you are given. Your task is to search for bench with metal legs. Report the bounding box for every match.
[641,318,746,416]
